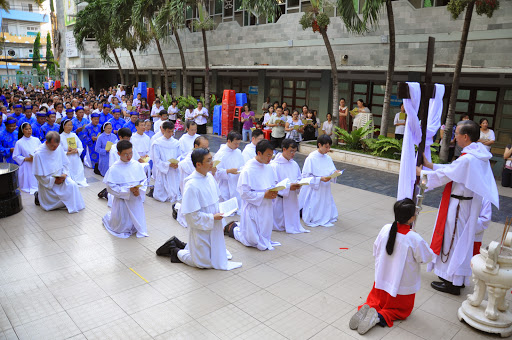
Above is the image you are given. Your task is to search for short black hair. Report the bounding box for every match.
[194,135,208,147]
[118,127,132,139]
[186,120,197,130]
[317,134,332,147]
[252,129,263,139]
[191,148,210,167]
[227,130,242,142]
[479,118,488,125]
[162,121,175,130]
[256,139,274,155]
[282,138,298,150]
[135,119,144,127]
[117,140,132,153]
[457,120,480,142]
[159,109,168,116]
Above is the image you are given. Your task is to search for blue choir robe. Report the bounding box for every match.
[39,123,60,142]
[0,122,5,133]
[95,132,118,176]
[123,121,137,133]
[99,113,113,125]
[19,116,37,126]
[31,122,43,140]
[8,113,24,126]
[84,123,101,167]
[145,130,155,139]
[72,117,90,143]
[0,130,18,163]
[108,117,125,134]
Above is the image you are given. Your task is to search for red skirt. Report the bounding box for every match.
[358,283,415,327]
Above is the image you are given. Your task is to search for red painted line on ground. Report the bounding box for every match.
[339,248,349,250]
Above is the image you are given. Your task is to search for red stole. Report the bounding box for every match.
[430,153,466,255]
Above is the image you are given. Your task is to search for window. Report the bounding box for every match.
[28,4,33,12]
[455,88,498,129]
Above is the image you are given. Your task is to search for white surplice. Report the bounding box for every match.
[32,143,85,213]
[13,136,41,194]
[213,144,245,210]
[270,153,309,234]
[109,143,151,186]
[176,152,195,228]
[374,224,434,297]
[298,150,338,227]
[60,132,88,187]
[421,142,499,286]
[179,133,200,155]
[241,142,256,163]
[102,159,148,238]
[178,170,242,270]
[234,158,280,250]
[150,136,182,203]
[131,132,151,159]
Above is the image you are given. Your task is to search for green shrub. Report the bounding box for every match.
[334,120,378,150]
[363,135,402,159]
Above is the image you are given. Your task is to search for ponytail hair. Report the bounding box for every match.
[386,198,416,255]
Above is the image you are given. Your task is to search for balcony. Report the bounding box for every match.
[0,32,47,44]
[0,8,49,23]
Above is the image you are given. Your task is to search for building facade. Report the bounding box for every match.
[56,0,512,150]
[0,0,50,79]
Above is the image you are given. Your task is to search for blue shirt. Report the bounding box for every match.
[72,117,90,141]
[0,129,18,163]
[31,122,43,140]
[0,122,5,133]
[39,122,60,142]
[19,115,37,126]
[99,112,113,125]
[8,113,24,126]
[123,121,137,133]
[108,117,124,134]
[145,130,155,139]
[84,123,101,147]
[0,95,7,107]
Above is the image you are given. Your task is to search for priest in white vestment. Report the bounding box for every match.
[102,140,148,238]
[130,120,151,160]
[33,131,85,213]
[163,148,242,270]
[59,119,88,187]
[13,122,41,194]
[298,135,339,227]
[225,140,281,251]
[213,131,245,212]
[418,120,499,295]
[110,128,151,186]
[150,121,182,203]
[179,121,200,155]
[241,128,264,163]
[270,139,310,234]
[176,136,209,228]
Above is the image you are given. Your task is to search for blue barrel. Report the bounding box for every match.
[213,105,222,135]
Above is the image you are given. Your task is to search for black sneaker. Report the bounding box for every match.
[172,204,178,220]
[172,236,187,250]
[34,191,40,206]
[156,237,177,256]
[170,247,182,263]
[146,187,154,197]
[97,188,107,199]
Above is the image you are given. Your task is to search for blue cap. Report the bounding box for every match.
[91,113,100,118]
[66,108,74,113]
[13,104,23,109]
[24,105,32,110]
[36,112,46,117]
[129,111,139,116]
[103,104,110,108]
[6,117,16,124]
[46,111,56,117]
[112,108,121,113]
[75,106,84,111]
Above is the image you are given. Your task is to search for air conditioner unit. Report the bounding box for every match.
[8,49,15,56]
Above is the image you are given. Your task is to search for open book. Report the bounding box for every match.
[269,178,290,192]
[105,141,114,151]
[219,197,238,217]
[295,177,313,186]
[213,160,221,168]
[168,158,179,164]
[328,170,344,179]
[399,112,406,120]
[67,137,77,149]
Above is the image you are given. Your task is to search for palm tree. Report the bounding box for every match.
[132,0,171,96]
[439,0,500,161]
[338,0,391,137]
[74,0,125,85]
[155,0,188,96]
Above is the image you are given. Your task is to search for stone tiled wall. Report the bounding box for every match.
[79,1,512,72]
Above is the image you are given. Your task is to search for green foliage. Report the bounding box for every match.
[175,95,199,113]
[32,33,41,73]
[337,0,384,34]
[424,0,432,7]
[45,32,56,76]
[447,0,500,19]
[170,94,217,118]
[299,12,315,30]
[334,120,378,150]
[430,142,442,164]
[363,135,402,159]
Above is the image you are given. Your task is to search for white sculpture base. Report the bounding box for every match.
[458,300,512,338]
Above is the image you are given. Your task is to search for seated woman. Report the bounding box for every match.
[13,122,41,194]
[349,198,434,335]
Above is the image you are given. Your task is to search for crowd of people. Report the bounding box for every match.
[0,83,506,335]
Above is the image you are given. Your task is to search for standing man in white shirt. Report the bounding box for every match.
[193,101,208,134]
[393,104,407,140]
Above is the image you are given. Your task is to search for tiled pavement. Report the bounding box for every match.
[0,135,509,339]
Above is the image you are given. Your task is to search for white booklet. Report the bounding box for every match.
[269,178,290,192]
[219,197,238,217]
[296,177,313,186]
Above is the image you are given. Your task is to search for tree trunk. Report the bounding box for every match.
[381,0,395,138]
[320,26,338,143]
[111,47,125,85]
[174,28,187,97]
[128,49,139,84]
[154,35,170,96]
[201,28,210,117]
[440,0,474,162]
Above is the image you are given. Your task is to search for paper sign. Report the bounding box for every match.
[105,141,114,151]
[67,137,77,149]
[219,197,238,217]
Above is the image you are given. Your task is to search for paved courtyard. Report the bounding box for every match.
[0,139,508,339]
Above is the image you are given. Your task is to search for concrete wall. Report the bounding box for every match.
[78,1,512,73]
